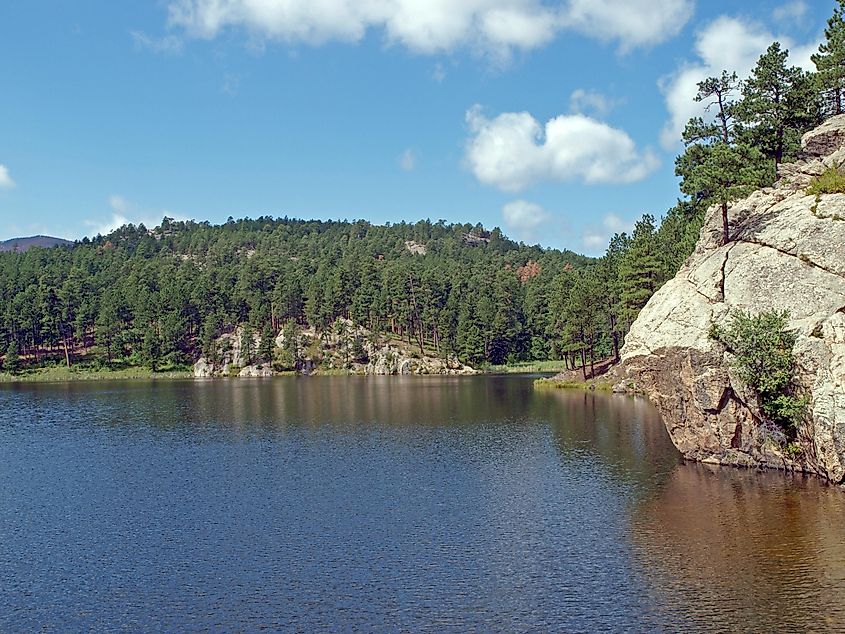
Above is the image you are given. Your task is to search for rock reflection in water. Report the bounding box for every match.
[538,388,682,489]
[630,464,845,631]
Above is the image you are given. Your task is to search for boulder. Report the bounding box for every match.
[801,114,845,157]
[364,344,476,376]
[238,364,275,378]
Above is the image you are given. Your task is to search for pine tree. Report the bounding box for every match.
[240,325,254,367]
[332,318,351,366]
[685,71,742,145]
[739,42,820,164]
[677,72,773,244]
[812,0,845,117]
[598,235,628,362]
[274,320,301,371]
[259,322,275,362]
[548,268,579,368]
[96,290,124,366]
[351,335,368,364]
[567,269,602,380]
[618,215,662,328]
[655,201,703,279]
[456,299,486,366]
[142,327,161,372]
[4,341,20,375]
[678,142,771,243]
[201,314,221,362]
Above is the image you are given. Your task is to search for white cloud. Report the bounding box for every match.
[602,212,628,233]
[432,62,446,82]
[131,30,184,54]
[561,0,694,52]
[772,1,809,25]
[88,214,133,237]
[659,16,821,149]
[84,196,188,237]
[108,195,129,214]
[399,148,416,171]
[165,0,694,59]
[581,212,631,252]
[582,231,607,250]
[0,165,14,189]
[465,105,659,192]
[788,39,821,72]
[569,88,617,117]
[502,199,550,241]
[222,73,240,95]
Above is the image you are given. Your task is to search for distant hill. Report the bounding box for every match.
[0,216,595,370]
[0,235,74,253]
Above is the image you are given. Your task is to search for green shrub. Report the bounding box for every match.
[710,310,807,434]
[272,347,296,372]
[807,166,845,195]
[784,442,802,458]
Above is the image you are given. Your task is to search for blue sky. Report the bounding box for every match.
[0,0,830,254]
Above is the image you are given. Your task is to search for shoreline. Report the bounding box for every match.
[0,364,568,384]
[0,367,194,384]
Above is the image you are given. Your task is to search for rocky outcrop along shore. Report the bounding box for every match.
[618,116,845,483]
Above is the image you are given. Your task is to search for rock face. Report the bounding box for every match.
[193,326,273,378]
[365,344,476,376]
[619,115,845,483]
[194,320,476,377]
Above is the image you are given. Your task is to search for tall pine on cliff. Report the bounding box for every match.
[738,42,821,165]
[676,72,772,245]
[813,0,845,117]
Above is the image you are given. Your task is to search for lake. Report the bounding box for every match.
[2,376,844,631]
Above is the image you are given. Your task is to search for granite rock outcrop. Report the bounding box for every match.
[618,116,845,483]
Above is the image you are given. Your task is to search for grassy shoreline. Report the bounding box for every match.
[481,360,572,374]
[0,366,193,383]
[533,376,615,392]
[531,357,620,392]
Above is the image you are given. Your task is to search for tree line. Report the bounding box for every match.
[2,2,844,375]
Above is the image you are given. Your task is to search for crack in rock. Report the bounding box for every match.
[737,238,843,279]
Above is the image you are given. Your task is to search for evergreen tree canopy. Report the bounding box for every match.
[683,71,742,146]
[739,42,820,164]
[678,142,771,243]
[813,0,845,116]
[0,218,601,371]
[677,71,776,245]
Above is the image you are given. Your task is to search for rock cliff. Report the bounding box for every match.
[618,116,845,483]
[194,320,476,378]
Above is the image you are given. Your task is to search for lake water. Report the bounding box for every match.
[2,376,844,632]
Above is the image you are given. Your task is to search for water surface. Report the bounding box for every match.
[2,376,843,631]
